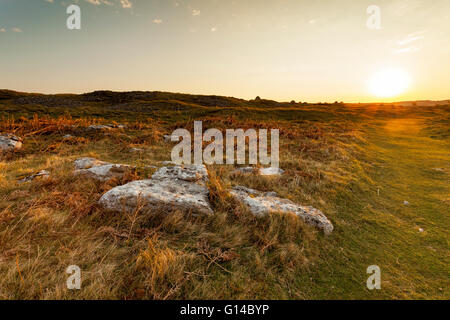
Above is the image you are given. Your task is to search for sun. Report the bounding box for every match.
[368,68,411,98]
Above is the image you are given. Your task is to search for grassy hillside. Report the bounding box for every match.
[0,90,448,299]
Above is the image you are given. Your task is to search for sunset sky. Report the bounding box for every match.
[0,0,449,102]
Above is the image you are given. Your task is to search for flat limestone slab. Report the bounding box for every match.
[99,165,213,215]
[151,164,209,182]
[231,186,333,234]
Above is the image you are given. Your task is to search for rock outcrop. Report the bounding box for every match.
[151,165,208,182]
[74,157,133,181]
[230,186,333,234]
[0,134,23,152]
[99,164,213,215]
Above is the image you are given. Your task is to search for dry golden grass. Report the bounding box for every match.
[0,101,448,299]
[0,113,329,299]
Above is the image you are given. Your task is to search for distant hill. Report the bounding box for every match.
[0,89,448,108]
[0,89,289,109]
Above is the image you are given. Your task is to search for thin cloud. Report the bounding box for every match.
[153,19,163,24]
[12,27,23,33]
[192,9,200,16]
[395,31,425,54]
[398,31,425,46]
[0,28,6,33]
[395,46,421,54]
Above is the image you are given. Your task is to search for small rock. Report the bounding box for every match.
[231,186,333,234]
[74,157,109,170]
[86,124,126,132]
[231,167,257,175]
[74,157,133,181]
[231,166,284,176]
[62,134,74,139]
[0,134,23,152]
[130,147,144,153]
[403,200,410,206]
[86,125,114,131]
[18,170,50,183]
[419,228,424,233]
[259,167,284,176]
[99,164,213,215]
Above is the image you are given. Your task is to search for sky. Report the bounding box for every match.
[0,0,449,102]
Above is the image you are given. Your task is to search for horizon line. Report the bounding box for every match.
[1,88,449,105]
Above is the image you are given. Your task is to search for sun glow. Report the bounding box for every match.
[368,68,411,98]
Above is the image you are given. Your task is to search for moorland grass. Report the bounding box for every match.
[0,92,448,299]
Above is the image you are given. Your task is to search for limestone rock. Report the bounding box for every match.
[99,164,213,215]
[151,164,208,183]
[259,167,285,176]
[230,186,333,234]
[0,134,23,152]
[74,157,133,181]
[87,125,114,131]
[74,157,109,170]
[231,167,257,175]
[231,166,284,176]
[86,124,126,132]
